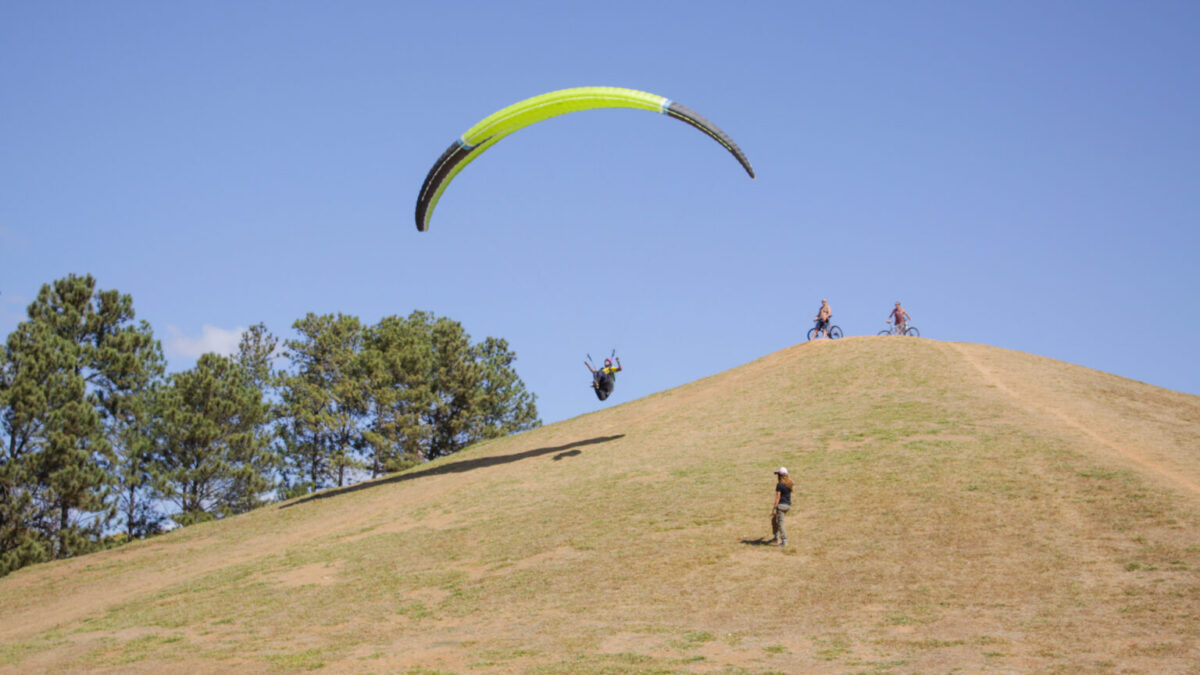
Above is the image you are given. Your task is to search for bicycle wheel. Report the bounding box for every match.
[904,326,920,337]
[829,326,843,339]
[806,327,818,341]
[877,329,892,336]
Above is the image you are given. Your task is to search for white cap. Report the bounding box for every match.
[775,467,788,475]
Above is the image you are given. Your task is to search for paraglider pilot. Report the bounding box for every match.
[585,356,622,401]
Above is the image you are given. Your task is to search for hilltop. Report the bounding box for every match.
[2,338,1198,673]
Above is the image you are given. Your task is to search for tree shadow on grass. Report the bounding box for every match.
[280,434,625,509]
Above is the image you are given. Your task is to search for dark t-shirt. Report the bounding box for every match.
[776,481,792,506]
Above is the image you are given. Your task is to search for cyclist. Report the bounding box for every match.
[813,299,833,339]
[886,302,911,335]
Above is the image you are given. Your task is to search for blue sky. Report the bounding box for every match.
[2,1,1197,425]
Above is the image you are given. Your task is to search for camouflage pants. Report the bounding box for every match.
[772,503,790,542]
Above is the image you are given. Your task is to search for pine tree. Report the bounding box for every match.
[471,336,540,441]
[360,315,435,475]
[1,328,52,574]
[235,323,280,395]
[231,322,283,502]
[111,386,167,539]
[359,311,539,467]
[98,308,165,541]
[151,353,275,525]
[422,314,539,459]
[277,314,368,495]
[0,274,162,570]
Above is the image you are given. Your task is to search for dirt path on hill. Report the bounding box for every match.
[946,342,1200,498]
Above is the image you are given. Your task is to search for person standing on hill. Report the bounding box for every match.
[814,299,833,339]
[886,302,911,334]
[770,467,793,547]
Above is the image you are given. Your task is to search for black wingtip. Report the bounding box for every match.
[415,140,475,233]
[665,101,754,179]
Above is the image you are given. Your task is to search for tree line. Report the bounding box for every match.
[0,274,540,576]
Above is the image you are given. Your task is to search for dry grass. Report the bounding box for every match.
[2,338,1199,673]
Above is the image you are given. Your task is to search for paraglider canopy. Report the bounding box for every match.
[415,86,755,232]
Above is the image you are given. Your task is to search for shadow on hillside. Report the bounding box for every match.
[280,434,625,509]
[740,537,777,547]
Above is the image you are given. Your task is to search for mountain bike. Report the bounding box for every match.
[877,324,919,337]
[807,322,843,340]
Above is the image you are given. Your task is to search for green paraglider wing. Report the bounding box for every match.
[415,86,755,232]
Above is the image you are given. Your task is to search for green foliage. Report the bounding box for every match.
[3,276,540,576]
[279,311,540,493]
[364,311,539,464]
[110,373,167,540]
[277,313,368,492]
[1,274,162,571]
[360,314,435,474]
[235,323,280,395]
[151,353,276,523]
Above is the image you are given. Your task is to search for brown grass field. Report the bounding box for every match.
[2,337,1198,673]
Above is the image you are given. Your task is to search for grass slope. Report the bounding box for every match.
[2,338,1198,673]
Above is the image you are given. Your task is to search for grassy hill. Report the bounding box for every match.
[2,337,1198,673]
